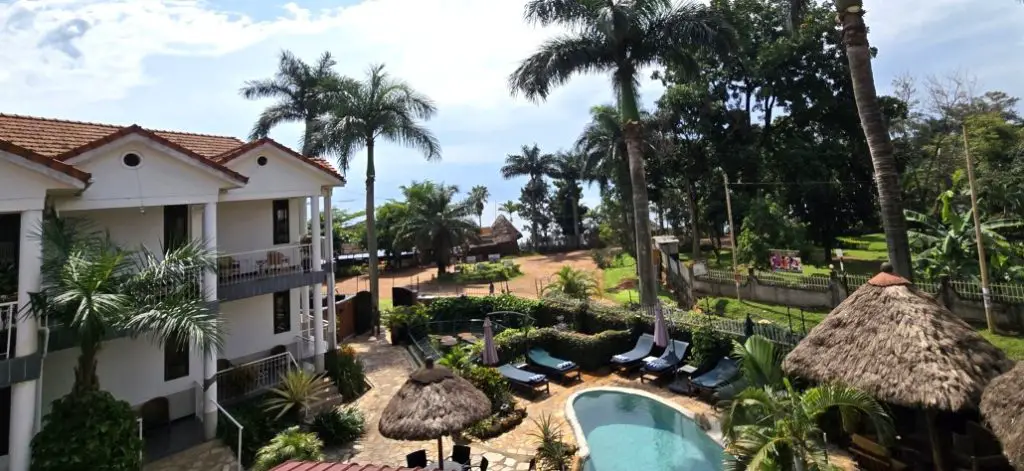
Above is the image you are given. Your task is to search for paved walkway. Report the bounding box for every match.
[144,440,239,471]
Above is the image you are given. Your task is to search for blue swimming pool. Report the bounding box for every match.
[568,389,725,471]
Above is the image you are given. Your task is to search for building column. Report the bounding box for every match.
[202,202,218,440]
[310,195,326,372]
[297,198,309,360]
[9,210,42,471]
[324,189,338,350]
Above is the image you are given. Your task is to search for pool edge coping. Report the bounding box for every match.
[563,386,726,464]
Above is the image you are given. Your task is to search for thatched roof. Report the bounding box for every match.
[783,271,1012,411]
[378,359,491,441]
[981,361,1024,469]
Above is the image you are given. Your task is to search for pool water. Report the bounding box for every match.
[571,390,724,471]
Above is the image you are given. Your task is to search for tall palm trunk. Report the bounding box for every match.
[302,117,316,157]
[685,177,701,261]
[618,78,659,307]
[837,0,913,280]
[365,138,381,335]
[74,340,101,392]
[615,160,636,257]
[571,192,581,249]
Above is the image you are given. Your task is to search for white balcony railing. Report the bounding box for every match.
[1,300,16,360]
[0,242,14,264]
[142,266,205,304]
[217,244,313,285]
[215,351,299,404]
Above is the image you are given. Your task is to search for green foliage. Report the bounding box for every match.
[528,414,576,471]
[590,248,619,269]
[449,261,523,283]
[722,380,893,471]
[542,266,601,300]
[438,345,476,377]
[335,264,367,278]
[31,390,143,471]
[736,197,809,270]
[689,316,731,370]
[492,326,633,371]
[251,426,324,471]
[263,369,333,422]
[324,345,369,401]
[312,406,365,446]
[425,294,544,326]
[731,335,785,389]
[397,181,478,275]
[381,304,431,330]
[464,364,515,414]
[219,395,294,467]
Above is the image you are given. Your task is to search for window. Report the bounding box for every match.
[273,291,291,334]
[122,152,142,168]
[273,199,290,245]
[257,156,268,166]
[164,205,189,253]
[164,342,189,381]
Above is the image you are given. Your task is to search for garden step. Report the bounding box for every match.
[307,377,347,416]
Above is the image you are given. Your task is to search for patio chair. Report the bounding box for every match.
[449,444,471,468]
[217,256,240,279]
[406,449,428,468]
[640,339,690,384]
[265,251,289,271]
[610,333,656,371]
[497,364,550,396]
[527,347,582,382]
[689,357,739,397]
[474,456,489,471]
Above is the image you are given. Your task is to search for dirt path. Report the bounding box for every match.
[334,250,600,299]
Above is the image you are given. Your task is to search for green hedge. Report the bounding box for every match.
[424,294,582,329]
[493,327,634,370]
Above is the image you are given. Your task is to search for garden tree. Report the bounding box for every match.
[314,208,365,253]
[398,182,478,277]
[736,196,809,269]
[241,50,345,156]
[550,151,587,248]
[310,63,441,333]
[576,105,636,256]
[35,214,222,392]
[509,0,734,307]
[906,175,1024,283]
[542,266,600,300]
[499,200,521,224]
[372,201,413,270]
[520,178,553,247]
[549,179,589,248]
[501,144,555,247]
[469,185,490,227]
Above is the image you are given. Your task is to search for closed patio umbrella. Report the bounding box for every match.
[783,267,1012,471]
[981,361,1024,469]
[379,359,491,469]
[481,317,499,366]
[653,306,669,348]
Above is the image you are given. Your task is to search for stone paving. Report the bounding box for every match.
[143,440,239,471]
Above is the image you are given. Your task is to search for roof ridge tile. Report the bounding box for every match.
[0,113,243,142]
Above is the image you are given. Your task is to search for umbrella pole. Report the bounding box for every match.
[926,410,946,471]
[437,436,445,469]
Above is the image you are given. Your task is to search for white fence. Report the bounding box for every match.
[218,244,312,285]
[215,352,299,404]
[0,300,16,360]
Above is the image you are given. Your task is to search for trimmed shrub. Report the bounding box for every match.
[31,390,143,471]
[218,394,295,467]
[251,426,324,471]
[312,406,365,446]
[324,344,369,401]
[448,261,523,283]
[493,327,634,371]
[425,295,541,326]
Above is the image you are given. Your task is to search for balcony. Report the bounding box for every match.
[215,351,298,404]
[0,298,43,385]
[216,244,328,301]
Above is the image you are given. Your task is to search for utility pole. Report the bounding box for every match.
[723,172,741,302]
[963,126,997,333]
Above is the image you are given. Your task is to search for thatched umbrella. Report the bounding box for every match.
[783,268,1013,471]
[981,361,1024,469]
[379,358,491,469]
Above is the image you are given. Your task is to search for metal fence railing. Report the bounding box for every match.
[0,300,16,360]
[215,352,298,404]
[752,270,831,292]
[949,280,1024,303]
[218,244,313,285]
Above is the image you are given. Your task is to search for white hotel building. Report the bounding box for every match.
[0,114,345,470]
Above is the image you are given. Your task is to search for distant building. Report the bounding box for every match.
[467,215,522,257]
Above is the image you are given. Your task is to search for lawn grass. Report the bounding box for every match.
[695,296,829,333]
[601,254,675,305]
[979,329,1024,361]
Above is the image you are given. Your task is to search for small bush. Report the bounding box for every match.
[449,261,523,283]
[263,370,332,422]
[219,395,294,467]
[464,364,515,414]
[312,406,365,446]
[464,408,528,440]
[590,248,620,269]
[529,413,577,471]
[381,304,431,330]
[324,345,369,401]
[689,316,731,370]
[31,390,143,471]
[251,426,324,471]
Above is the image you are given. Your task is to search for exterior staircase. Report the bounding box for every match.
[143,439,240,471]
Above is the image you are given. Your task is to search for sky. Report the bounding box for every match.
[1,0,1022,232]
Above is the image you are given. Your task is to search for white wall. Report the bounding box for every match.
[218,198,305,255]
[221,147,331,201]
[62,207,164,253]
[58,135,226,211]
[41,335,204,418]
[220,290,301,361]
[0,157,59,212]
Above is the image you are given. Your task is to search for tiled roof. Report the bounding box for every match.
[0,139,91,183]
[270,461,423,471]
[0,113,343,183]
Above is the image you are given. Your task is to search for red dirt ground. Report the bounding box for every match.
[333,250,600,300]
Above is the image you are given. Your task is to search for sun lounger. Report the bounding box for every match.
[690,357,739,397]
[640,339,690,384]
[610,333,655,370]
[497,364,550,396]
[527,348,582,382]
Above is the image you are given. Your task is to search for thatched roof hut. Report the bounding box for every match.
[783,271,1012,411]
[981,361,1024,469]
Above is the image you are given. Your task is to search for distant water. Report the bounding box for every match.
[572,390,724,471]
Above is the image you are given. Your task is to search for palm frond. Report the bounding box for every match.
[508,33,612,102]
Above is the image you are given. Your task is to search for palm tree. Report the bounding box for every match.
[399,183,478,277]
[499,201,521,224]
[35,214,222,392]
[240,50,345,155]
[469,185,490,227]
[501,144,556,247]
[551,151,586,248]
[508,0,733,307]
[723,380,893,471]
[311,64,441,333]
[542,266,600,300]
[577,105,636,255]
